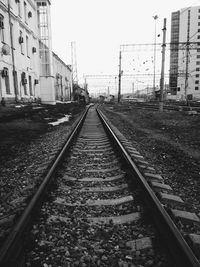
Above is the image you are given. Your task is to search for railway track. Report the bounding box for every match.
[120,102,200,113]
[0,105,200,267]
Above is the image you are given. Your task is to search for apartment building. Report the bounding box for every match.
[169,6,200,100]
[0,0,40,103]
[0,0,72,105]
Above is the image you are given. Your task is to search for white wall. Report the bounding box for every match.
[177,6,200,100]
[40,76,55,104]
[0,0,70,105]
[0,0,40,103]
[53,53,72,102]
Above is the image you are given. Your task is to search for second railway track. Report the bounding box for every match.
[0,105,200,267]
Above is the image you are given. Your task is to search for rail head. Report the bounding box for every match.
[97,107,200,267]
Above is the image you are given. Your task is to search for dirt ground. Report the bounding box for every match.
[0,103,84,167]
[101,103,200,216]
[0,103,87,246]
[0,103,85,203]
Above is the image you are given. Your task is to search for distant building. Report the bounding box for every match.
[99,95,105,103]
[105,94,114,103]
[169,6,200,100]
[53,52,71,102]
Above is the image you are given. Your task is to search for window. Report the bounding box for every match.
[196,74,199,78]
[13,71,19,95]
[198,22,200,26]
[177,87,180,91]
[17,0,21,17]
[29,75,33,95]
[10,23,14,48]
[24,2,27,23]
[199,9,200,12]
[19,30,24,54]
[21,72,27,95]
[197,55,200,58]
[0,14,4,42]
[195,87,199,90]
[26,35,29,57]
[37,2,47,6]
[197,49,200,52]
[195,80,199,84]
[4,68,11,94]
[197,61,200,65]
[198,15,200,19]
[196,68,200,71]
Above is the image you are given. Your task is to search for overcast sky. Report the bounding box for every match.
[51,0,200,94]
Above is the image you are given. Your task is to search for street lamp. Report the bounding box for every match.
[153,15,158,100]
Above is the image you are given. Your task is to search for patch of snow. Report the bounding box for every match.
[15,105,26,108]
[48,115,71,126]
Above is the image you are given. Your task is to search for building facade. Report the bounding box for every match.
[169,6,200,100]
[0,0,72,105]
[53,52,71,102]
[0,0,40,104]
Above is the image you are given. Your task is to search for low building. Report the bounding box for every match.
[105,94,115,103]
[53,52,71,102]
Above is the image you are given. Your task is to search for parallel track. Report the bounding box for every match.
[0,105,199,267]
[121,102,200,112]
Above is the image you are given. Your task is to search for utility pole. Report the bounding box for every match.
[132,82,134,96]
[115,76,117,95]
[159,18,167,112]
[185,10,190,105]
[71,42,78,84]
[70,44,73,101]
[107,86,110,96]
[71,42,78,100]
[153,15,158,100]
[84,77,87,90]
[118,50,122,103]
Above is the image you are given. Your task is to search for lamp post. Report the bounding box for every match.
[153,15,158,100]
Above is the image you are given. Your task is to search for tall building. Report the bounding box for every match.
[169,6,200,100]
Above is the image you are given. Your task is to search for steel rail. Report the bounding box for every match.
[0,106,91,266]
[97,107,200,267]
[125,102,200,112]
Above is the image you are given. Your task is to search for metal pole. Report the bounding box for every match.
[153,15,158,100]
[132,82,134,96]
[185,10,190,105]
[159,18,167,112]
[115,76,117,95]
[118,50,122,103]
[70,42,73,100]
